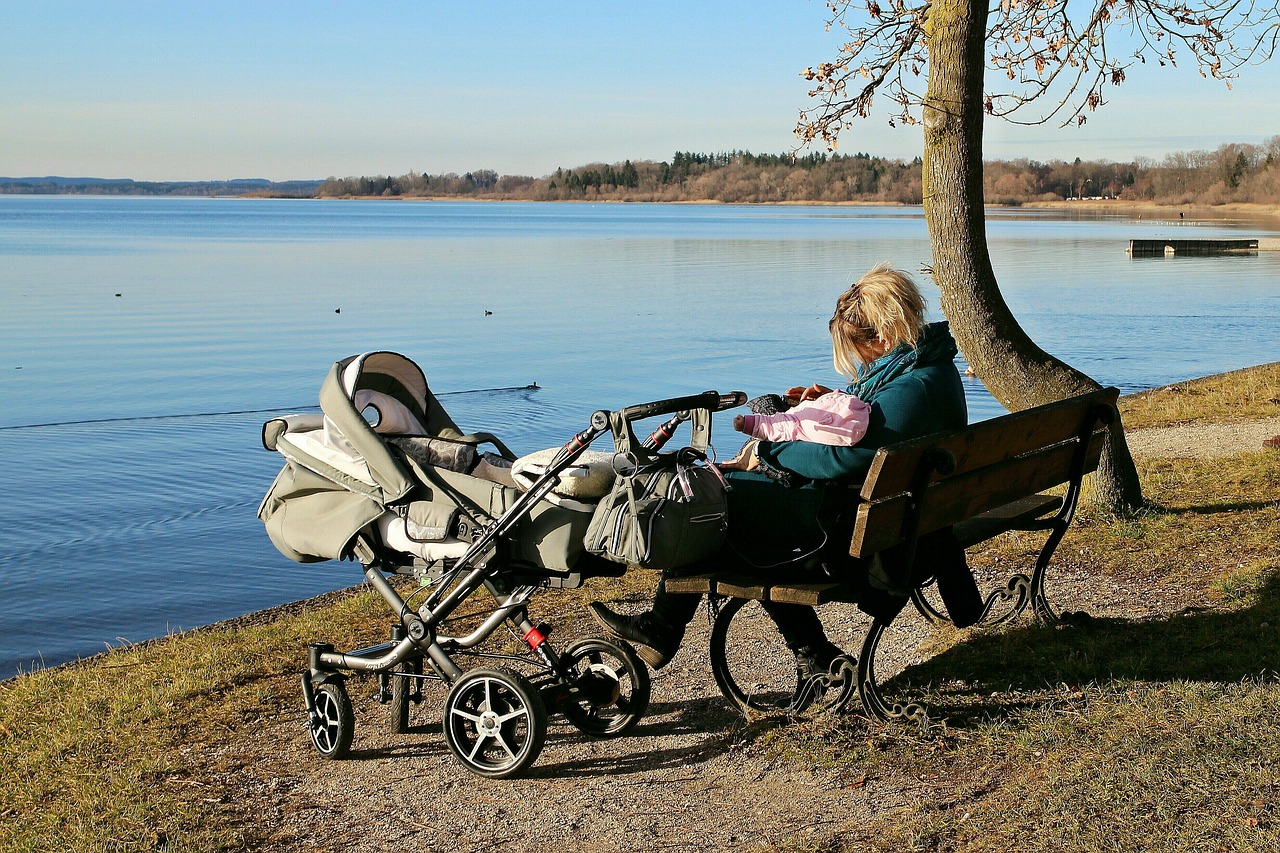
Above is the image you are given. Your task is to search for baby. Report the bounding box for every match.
[734,390,870,445]
[719,384,870,475]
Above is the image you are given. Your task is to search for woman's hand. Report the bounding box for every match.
[785,383,833,404]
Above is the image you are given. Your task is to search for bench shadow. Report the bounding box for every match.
[887,569,1280,723]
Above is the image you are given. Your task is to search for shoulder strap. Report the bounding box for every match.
[609,406,712,463]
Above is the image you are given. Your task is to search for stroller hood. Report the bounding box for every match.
[261,351,462,506]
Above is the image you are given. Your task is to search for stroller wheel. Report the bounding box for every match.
[309,681,355,759]
[559,636,652,737]
[443,667,547,779]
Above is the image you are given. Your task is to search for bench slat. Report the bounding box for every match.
[852,434,1103,556]
[664,574,773,600]
[767,581,857,606]
[953,493,1063,548]
[716,577,771,600]
[662,574,716,596]
[860,388,1117,501]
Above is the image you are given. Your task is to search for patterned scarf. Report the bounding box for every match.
[847,321,959,401]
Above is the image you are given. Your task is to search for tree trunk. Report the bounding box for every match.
[919,0,1144,513]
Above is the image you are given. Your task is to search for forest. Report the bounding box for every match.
[316,138,1280,206]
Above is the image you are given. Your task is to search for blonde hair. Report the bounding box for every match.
[829,263,927,378]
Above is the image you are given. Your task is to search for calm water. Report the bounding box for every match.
[2,197,1277,675]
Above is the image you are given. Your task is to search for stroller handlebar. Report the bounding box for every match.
[614,390,746,425]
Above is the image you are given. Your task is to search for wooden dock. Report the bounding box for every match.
[1128,238,1259,256]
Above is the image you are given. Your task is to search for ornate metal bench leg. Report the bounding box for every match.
[1028,521,1086,625]
[856,618,928,725]
[910,584,949,624]
[976,574,1032,627]
[917,575,1032,629]
[709,597,859,716]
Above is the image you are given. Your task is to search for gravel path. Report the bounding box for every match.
[1123,417,1280,459]
[222,419,1278,852]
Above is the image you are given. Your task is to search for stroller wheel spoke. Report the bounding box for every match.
[495,707,528,725]
[467,732,491,762]
[443,667,547,779]
[492,732,518,761]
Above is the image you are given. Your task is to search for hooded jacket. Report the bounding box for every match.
[723,322,980,625]
[756,321,967,482]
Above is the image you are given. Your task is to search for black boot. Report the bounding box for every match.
[761,600,849,679]
[591,573,701,669]
[589,602,684,669]
[793,640,849,682]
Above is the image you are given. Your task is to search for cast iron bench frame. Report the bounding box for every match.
[667,387,1120,722]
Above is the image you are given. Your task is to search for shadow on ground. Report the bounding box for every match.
[887,569,1280,722]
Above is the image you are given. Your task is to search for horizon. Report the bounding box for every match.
[4,2,1278,183]
[2,134,1269,185]
[4,131,1276,188]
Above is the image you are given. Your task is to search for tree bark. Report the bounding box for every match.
[919,0,1144,513]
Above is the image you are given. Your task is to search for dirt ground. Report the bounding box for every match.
[214,419,1279,852]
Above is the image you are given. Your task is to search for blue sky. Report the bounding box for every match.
[4,1,1277,181]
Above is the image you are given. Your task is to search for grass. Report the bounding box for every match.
[0,590,392,851]
[1118,361,1280,430]
[2,365,1278,851]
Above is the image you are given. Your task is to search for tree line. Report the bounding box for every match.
[317,150,924,204]
[0,177,322,196]
[316,138,1280,206]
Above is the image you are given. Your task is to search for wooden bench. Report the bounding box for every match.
[666,387,1120,722]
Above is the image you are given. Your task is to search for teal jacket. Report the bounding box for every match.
[724,322,967,555]
[756,322,967,484]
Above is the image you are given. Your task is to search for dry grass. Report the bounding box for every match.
[0,590,392,851]
[1119,361,1280,430]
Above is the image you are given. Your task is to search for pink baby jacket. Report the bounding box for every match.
[740,392,872,446]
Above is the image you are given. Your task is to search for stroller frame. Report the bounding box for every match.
[269,353,742,778]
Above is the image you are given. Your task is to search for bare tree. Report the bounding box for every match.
[797,0,1279,513]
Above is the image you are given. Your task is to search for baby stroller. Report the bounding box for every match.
[258,351,741,778]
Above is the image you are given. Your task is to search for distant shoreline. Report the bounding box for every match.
[1021,198,1280,225]
[7,190,1280,225]
[304,194,1280,223]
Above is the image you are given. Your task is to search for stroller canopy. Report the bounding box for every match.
[261,351,466,506]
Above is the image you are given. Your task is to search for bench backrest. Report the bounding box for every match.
[849,387,1119,557]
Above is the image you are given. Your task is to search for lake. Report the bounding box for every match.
[2,196,1277,676]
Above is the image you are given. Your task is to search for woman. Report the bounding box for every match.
[591,263,968,673]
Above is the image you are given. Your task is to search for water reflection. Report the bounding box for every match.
[2,197,1277,674]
